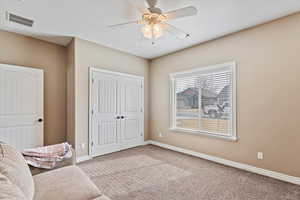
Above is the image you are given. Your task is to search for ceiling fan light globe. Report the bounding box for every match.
[141,25,153,39]
[152,24,163,38]
[141,23,163,40]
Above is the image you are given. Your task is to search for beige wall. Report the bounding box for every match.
[2,12,300,178]
[0,30,67,145]
[150,13,300,177]
[73,38,150,157]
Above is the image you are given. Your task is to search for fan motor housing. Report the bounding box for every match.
[148,7,162,14]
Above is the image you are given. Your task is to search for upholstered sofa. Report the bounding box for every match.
[0,143,110,200]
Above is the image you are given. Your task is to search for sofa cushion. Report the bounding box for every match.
[0,143,34,200]
[33,166,102,200]
[0,173,28,200]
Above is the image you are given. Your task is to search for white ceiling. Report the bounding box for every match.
[1,0,300,59]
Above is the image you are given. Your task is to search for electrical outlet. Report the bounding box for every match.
[81,143,85,150]
[257,152,263,160]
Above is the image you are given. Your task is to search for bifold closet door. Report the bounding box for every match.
[90,72,120,156]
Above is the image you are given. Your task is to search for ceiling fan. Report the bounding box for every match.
[109,0,198,43]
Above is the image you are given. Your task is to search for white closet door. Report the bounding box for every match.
[91,72,120,156]
[90,69,144,157]
[0,64,43,151]
[119,77,144,150]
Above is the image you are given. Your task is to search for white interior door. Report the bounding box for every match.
[90,72,120,156]
[0,64,43,151]
[119,77,144,150]
[90,69,144,157]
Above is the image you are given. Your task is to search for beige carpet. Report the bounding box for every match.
[79,145,300,200]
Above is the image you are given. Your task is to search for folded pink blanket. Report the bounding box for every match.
[23,142,71,158]
[22,143,72,169]
[24,156,57,169]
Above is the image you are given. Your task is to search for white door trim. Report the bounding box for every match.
[88,67,144,157]
[90,68,144,80]
[0,63,43,73]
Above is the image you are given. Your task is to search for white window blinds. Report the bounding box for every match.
[170,62,236,140]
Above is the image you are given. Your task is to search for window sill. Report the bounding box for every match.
[169,128,237,142]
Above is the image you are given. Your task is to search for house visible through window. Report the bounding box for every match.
[170,62,236,140]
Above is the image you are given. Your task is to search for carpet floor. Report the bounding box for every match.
[79,145,300,200]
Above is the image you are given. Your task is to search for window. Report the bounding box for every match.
[170,62,236,140]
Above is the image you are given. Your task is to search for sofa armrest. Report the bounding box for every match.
[93,195,111,200]
[33,166,102,200]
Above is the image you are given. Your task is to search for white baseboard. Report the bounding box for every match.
[78,141,148,163]
[147,140,300,185]
[143,140,151,145]
[76,155,92,163]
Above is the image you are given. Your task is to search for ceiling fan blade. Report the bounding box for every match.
[128,0,150,14]
[108,20,139,28]
[161,23,190,39]
[164,6,198,20]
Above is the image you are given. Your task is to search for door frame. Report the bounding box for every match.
[88,67,144,157]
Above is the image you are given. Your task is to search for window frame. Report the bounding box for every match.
[169,61,237,141]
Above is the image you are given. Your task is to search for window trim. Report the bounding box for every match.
[169,61,237,141]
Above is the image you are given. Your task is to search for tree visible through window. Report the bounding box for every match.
[170,62,236,139]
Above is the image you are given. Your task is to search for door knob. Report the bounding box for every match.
[38,118,43,122]
[121,116,125,119]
